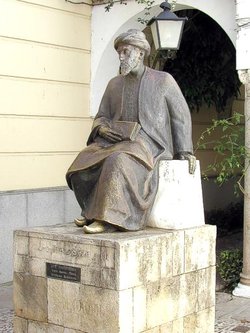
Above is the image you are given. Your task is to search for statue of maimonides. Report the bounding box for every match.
[66,29,195,234]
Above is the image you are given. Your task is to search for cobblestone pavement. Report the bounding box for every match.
[215,317,250,333]
[215,292,250,333]
[0,284,13,333]
[0,309,13,333]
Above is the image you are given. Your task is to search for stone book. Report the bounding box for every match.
[112,121,141,141]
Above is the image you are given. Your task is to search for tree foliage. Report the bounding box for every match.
[196,112,246,193]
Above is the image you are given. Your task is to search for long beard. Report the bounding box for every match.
[120,62,133,76]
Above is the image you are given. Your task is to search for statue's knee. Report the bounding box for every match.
[105,152,128,168]
[70,172,81,187]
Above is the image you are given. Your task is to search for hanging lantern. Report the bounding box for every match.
[147,1,187,51]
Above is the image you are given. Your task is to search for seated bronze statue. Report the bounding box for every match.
[66,29,195,234]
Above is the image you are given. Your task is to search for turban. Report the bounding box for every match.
[114,29,151,57]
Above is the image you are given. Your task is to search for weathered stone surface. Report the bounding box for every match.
[172,231,185,276]
[47,279,133,333]
[14,235,29,256]
[176,272,198,319]
[100,267,117,289]
[118,288,134,333]
[159,318,184,333]
[101,246,115,269]
[159,322,173,333]
[27,320,85,332]
[13,316,28,333]
[118,233,172,290]
[185,225,216,272]
[183,307,215,333]
[172,318,184,332]
[29,237,101,267]
[143,327,160,333]
[13,224,216,333]
[146,272,197,329]
[79,285,132,333]
[14,272,48,322]
[133,286,147,332]
[146,279,175,327]
[48,280,81,329]
[29,257,47,277]
[196,266,216,311]
[148,160,205,229]
[28,320,49,333]
[14,255,29,273]
[82,267,101,287]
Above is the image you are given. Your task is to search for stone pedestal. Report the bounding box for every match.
[13,223,216,333]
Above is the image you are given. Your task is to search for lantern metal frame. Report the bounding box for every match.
[147,0,187,61]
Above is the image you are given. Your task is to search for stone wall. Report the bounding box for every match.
[0,188,80,284]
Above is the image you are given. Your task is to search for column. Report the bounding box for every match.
[232,0,250,298]
[233,70,250,297]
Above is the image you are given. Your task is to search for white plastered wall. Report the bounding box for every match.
[91,0,237,116]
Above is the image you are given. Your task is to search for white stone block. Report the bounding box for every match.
[196,266,216,311]
[14,235,29,256]
[172,231,185,276]
[183,307,215,333]
[118,234,172,289]
[148,160,205,230]
[133,286,147,332]
[29,237,101,267]
[185,226,216,272]
[48,280,81,330]
[13,316,28,333]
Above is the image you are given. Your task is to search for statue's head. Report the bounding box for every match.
[114,29,150,76]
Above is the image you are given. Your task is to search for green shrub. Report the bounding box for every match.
[217,249,243,291]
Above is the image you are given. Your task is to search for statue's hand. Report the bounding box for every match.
[174,152,196,174]
[98,126,122,143]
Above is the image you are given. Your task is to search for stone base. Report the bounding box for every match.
[233,283,250,298]
[13,223,216,333]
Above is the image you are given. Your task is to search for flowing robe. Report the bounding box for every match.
[66,67,193,231]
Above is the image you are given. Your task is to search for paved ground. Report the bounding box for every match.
[0,283,13,333]
[215,292,250,333]
[1,283,250,333]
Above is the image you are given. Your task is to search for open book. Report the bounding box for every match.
[112,121,141,141]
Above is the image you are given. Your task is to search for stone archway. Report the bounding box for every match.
[90,0,236,116]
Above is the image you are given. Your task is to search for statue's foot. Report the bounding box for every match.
[74,216,87,227]
[83,221,117,234]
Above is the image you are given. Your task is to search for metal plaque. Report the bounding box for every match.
[46,263,81,283]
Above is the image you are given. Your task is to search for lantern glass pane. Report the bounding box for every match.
[150,21,159,51]
[158,20,183,49]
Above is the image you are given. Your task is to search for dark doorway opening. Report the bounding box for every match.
[164,9,241,114]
